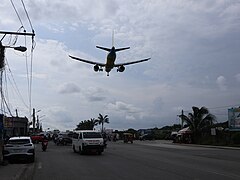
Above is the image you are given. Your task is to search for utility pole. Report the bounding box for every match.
[181,110,184,128]
[0,42,5,69]
[178,110,184,129]
[15,109,18,117]
[32,108,35,134]
[0,30,35,69]
[36,115,39,132]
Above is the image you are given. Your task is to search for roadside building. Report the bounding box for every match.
[3,116,29,137]
[177,127,192,143]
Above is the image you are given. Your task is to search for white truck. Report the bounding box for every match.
[72,130,104,155]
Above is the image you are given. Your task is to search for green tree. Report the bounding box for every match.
[97,114,109,133]
[179,106,216,143]
[76,118,98,130]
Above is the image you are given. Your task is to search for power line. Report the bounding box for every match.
[20,0,36,120]
[10,0,25,30]
[21,0,34,32]
[5,59,29,109]
[0,71,13,116]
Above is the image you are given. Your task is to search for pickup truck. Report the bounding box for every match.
[30,134,45,143]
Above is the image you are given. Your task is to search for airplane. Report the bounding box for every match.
[69,34,150,76]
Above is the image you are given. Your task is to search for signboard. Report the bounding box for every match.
[228,108,240,131]
[3,117,13,128]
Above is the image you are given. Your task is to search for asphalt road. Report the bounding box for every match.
[31,141,240,180]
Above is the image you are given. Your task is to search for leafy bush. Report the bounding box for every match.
[231,132,240,144]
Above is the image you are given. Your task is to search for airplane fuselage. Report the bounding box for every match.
[105,47,116,73]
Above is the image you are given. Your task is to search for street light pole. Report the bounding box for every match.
[0,42,5,69]
[32,108,35,133]
[0,41,27,70]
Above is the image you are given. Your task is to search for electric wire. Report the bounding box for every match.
[20,0,36,120]
[2,67,13,116]
[0,34,6,42]
[10,0,25,30]
[29,39,35,121]
[0,70,4,113]
[21,0,34,32]
[0,70,13,116]
[24,35,32,120]
[5,59,29,109]
[11,26,25,46]
[3,67,10,111]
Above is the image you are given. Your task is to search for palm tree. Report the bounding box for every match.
[76,118,98,130]
[89,118,98,129]
[97,113,109,133]
[179,106,216,143]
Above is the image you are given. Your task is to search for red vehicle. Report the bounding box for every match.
[30,134,45,143]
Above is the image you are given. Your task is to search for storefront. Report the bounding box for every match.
[3,116,28,137]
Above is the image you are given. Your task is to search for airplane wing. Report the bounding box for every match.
[114,58,150,67]
[69,55,106,67]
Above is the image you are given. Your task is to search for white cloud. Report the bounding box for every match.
[216,76,227,91]
[58,82,81,94]
[106,101,141,114]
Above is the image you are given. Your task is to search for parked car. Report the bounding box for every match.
[3,136,35,163]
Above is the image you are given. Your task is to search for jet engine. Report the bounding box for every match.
[94,64,99,72]
[117,65,125,72]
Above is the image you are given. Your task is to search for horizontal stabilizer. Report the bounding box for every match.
[96,46,111,52]
[115,47,130,52]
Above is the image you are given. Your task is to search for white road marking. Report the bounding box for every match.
[38,162,42,169]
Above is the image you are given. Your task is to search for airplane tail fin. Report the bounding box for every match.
[96,30,130,52]
[95,30,115,52]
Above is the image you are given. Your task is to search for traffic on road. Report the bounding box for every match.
[1,137,240,180]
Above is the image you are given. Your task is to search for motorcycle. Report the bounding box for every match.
[42,140,48,151]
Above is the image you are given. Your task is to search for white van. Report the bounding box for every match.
[72,130,104,155]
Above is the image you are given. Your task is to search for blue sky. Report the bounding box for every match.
[0,0,240,131]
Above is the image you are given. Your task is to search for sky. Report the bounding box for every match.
[0,0,240,131]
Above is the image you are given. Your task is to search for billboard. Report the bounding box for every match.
[228,108,240,131]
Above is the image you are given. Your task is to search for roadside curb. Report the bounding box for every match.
[134,140,240,150]
[172,142,240,150]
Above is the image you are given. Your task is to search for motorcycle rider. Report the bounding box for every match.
[42,136,48,151]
